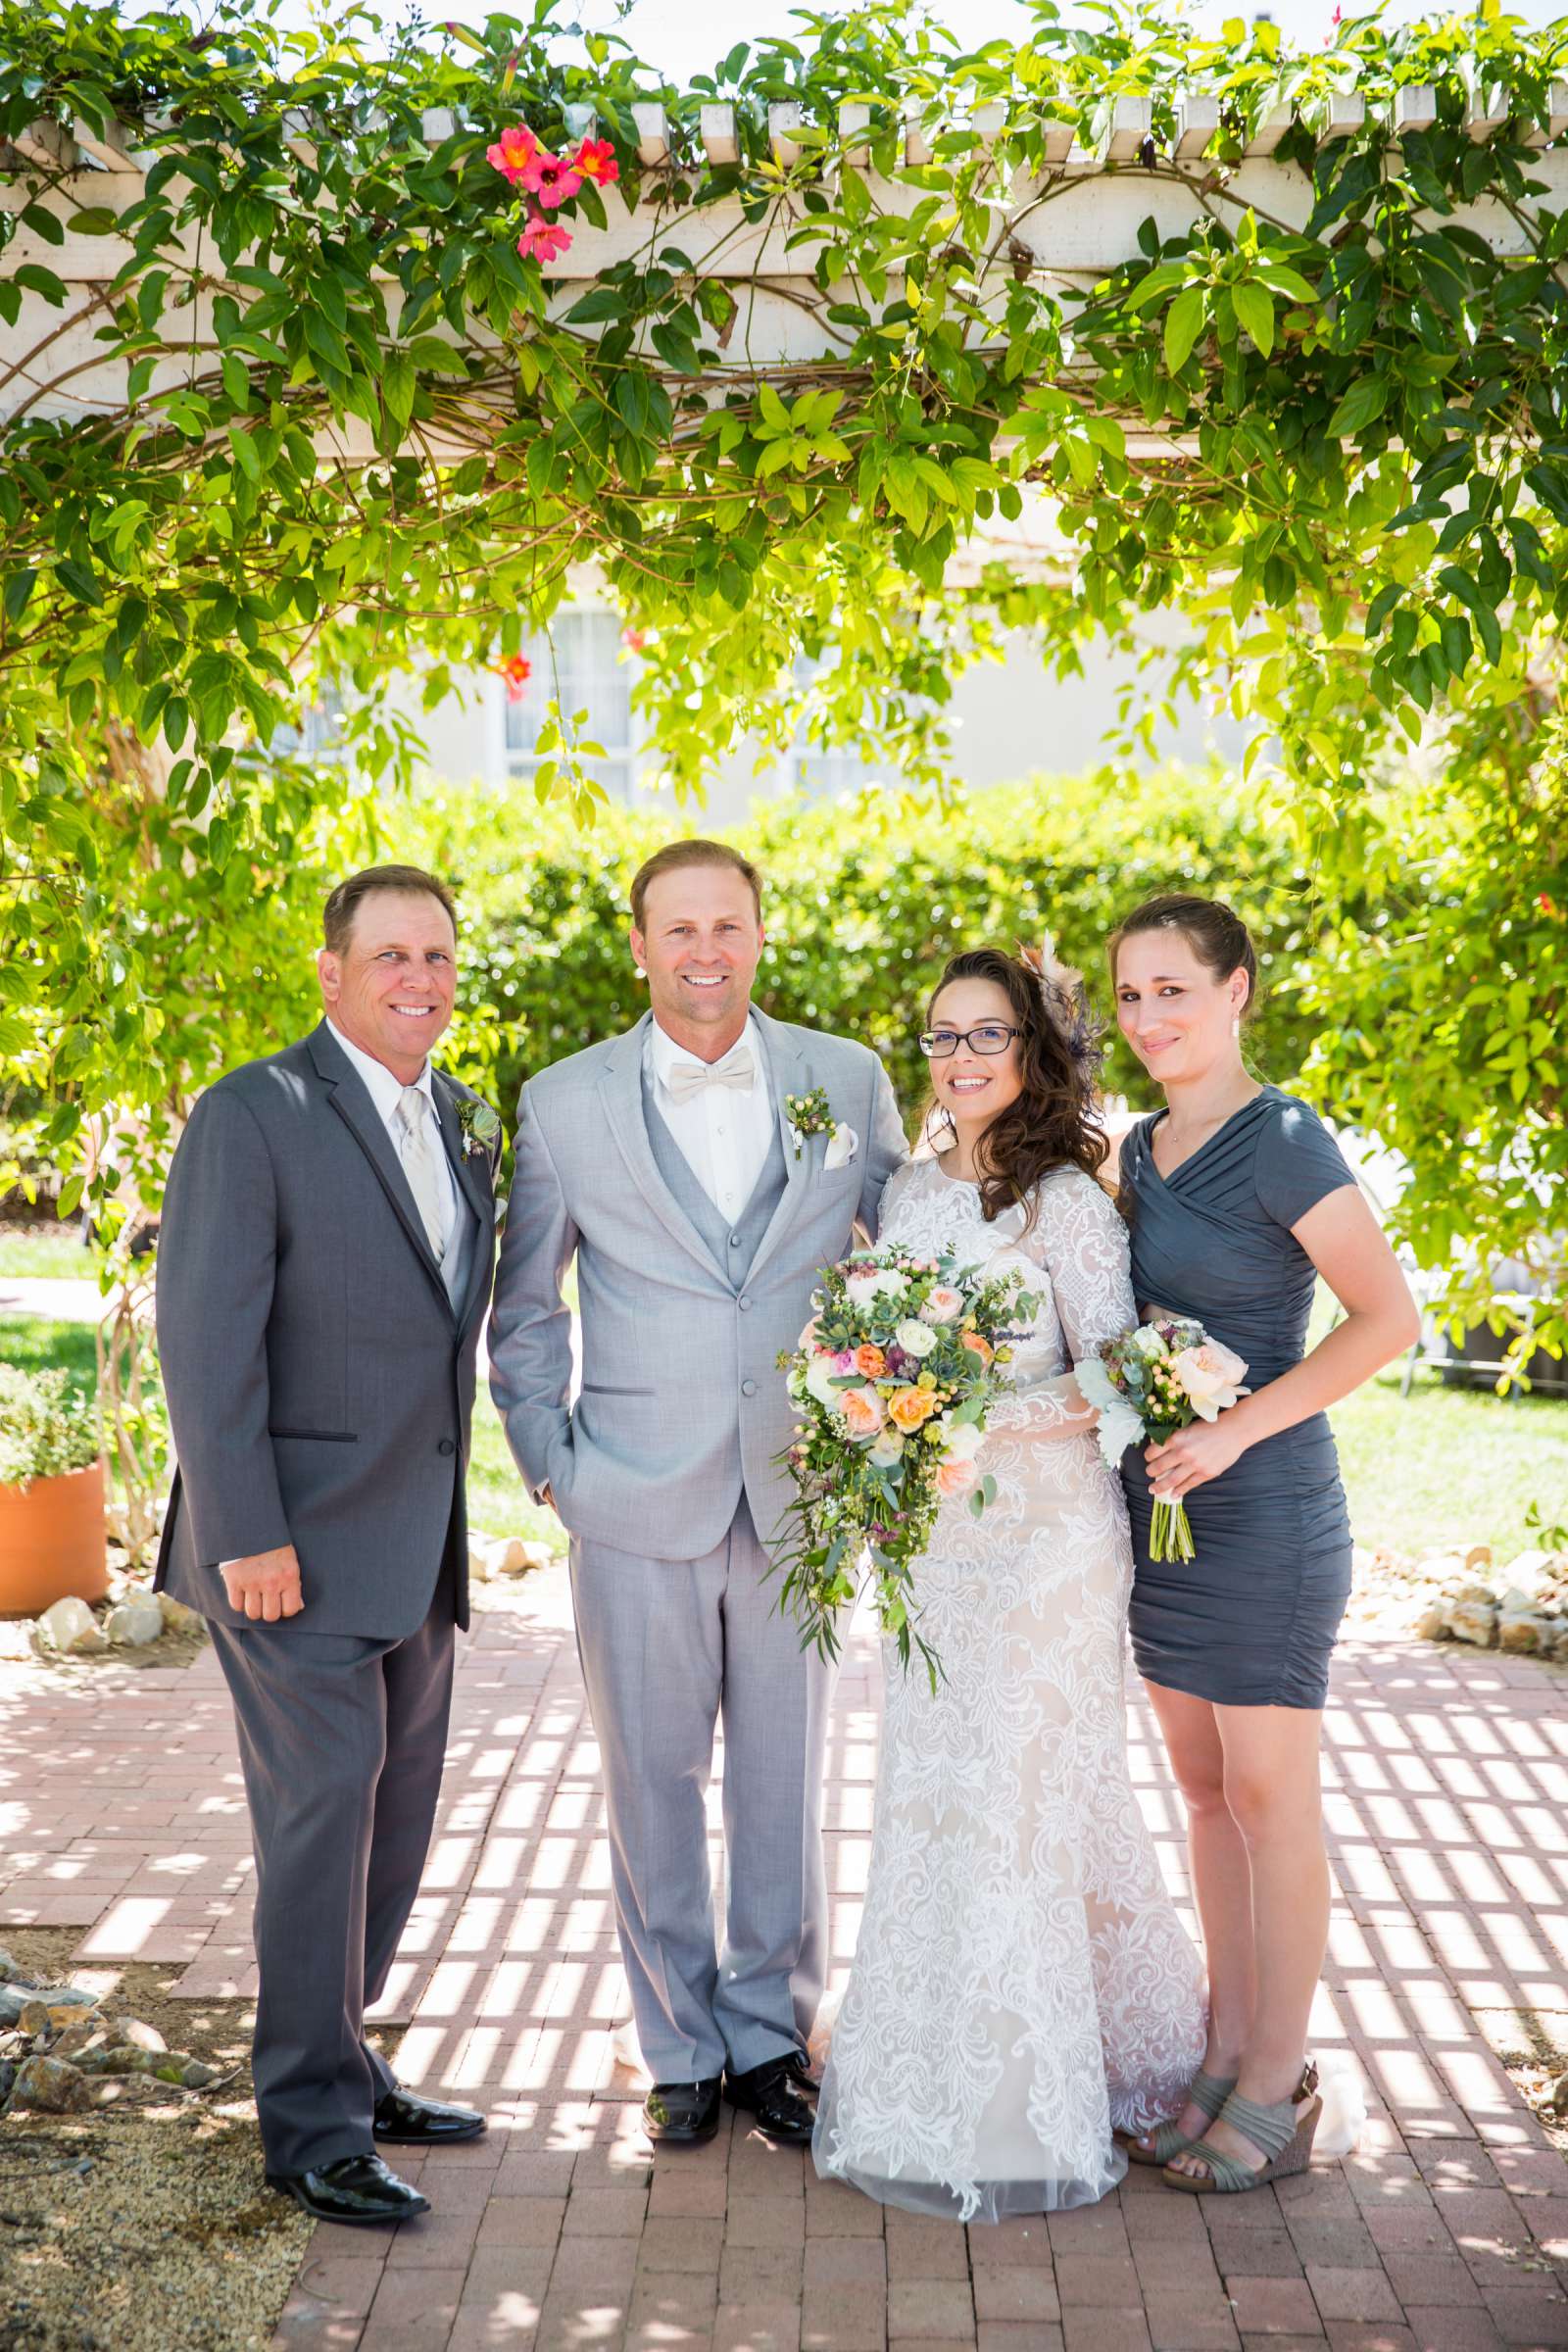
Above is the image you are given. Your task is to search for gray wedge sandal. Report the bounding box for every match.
[1121,2069,1239,2168]
[1162,2061,1321,2194]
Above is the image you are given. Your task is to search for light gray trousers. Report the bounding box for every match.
[569,1498,834,2083]
[207,1570,455,2177]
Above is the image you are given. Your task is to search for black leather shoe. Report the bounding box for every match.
[373,2086,487,2146]
[788,2052,821,2098]
[266,2151,430,2226]
[724,2056,818,2145]
[643,2077,722,2144]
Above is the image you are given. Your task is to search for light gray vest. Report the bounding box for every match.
[640,1065,788,1288]
[440,1184,479,1313]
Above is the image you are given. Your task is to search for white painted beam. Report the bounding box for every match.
[838,102,871,167]
[1523,81,1568,147]
[904,107,935,168]
[699,104,738,167]
[768,103,804,168]
[1391,85,1437,139]
[1174,92,1220,160]
[1243,105,1295,157]
[1463,62,1510,141]
[1041,117,1077,166]
[14,119,81,173]
[72,113,139,175]
[631,104,669,167]
[420,107,458,145]
[563,104,597,145]
[1100,95,1152,164]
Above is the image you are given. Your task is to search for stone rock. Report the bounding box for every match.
[0,1944,22,1984]
[1549,2071,1568,2116]
[1500,1549,1558,1602]
[157,1591,202,1635]
[485,1535,526,1576]
[34,1595,106,1654]
[0,1982,95,2030]
[8,2054,90,2114]
[514,1542,552,1574]
[103,1592,165,1646]
[1463,1543,1494,1574]
[1455,1582,1497,1605]
[115,2016,167,2054]
[1448,1597,1499,1647]
[1498,1612,1548,1654]
[179,2059,221,2090]
[1415,1602,1450,1641]
[0,2058,14,2106]
[1552,1626,1568,1665]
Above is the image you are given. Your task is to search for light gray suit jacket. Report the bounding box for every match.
[487,1008,907,1561]
[154,1022,500,1639]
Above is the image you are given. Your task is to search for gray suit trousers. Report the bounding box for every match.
[570,1499,834,2084]
[207,1567,456,2176]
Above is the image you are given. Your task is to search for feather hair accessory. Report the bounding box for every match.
[1017,935,1102,1077]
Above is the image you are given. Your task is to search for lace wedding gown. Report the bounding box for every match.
[812,1156,1207,2222]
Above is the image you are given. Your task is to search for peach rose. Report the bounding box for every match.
[888,1386,942,1434]
[923,1286,963,1324]
[958,1331,994,1364]
[838,1385,886,1439]
[935,1455,979,1499]
[854,1344,886,1380]
[1169,1341,1249,1422]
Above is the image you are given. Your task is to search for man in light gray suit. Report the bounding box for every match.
[489,839,906,2146]
[155,864,501,2226]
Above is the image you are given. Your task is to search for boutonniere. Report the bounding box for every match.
[456,1098,502,1160]
[785,1087,858,1172]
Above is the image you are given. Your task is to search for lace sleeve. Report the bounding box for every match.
[986,1171,1136,1440]
[868,1152,920,1244]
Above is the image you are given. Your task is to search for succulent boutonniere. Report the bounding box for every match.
[457,1098,502,1160]
[784,1087,840,1162]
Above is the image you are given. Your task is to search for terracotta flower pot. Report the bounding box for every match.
[0,1459,109,1616]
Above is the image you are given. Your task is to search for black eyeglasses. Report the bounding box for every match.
[918,1024,1021,1059]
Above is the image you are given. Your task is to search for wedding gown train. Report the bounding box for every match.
[811,1156,1208,2222]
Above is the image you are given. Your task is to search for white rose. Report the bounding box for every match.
[1131,1324,1168,1362]
[894,1318,938,1358]
[844,1272,882,1308]
[868,1432,905,1466]
[805,1354,841,1406]
[938,1417,984,1463]
[870,1268,907,1298]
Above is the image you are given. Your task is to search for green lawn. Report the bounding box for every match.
[0,1225,97,1280]
[4,1313,1563,1571]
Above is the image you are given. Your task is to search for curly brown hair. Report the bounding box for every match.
[924,948,1108,1224]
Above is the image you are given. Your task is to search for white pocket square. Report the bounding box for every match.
[823,1124,859,1172]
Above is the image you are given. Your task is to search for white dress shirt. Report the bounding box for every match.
[645,1012,776,1224]
[326,1018,459,1256]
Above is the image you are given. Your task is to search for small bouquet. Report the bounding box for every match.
[1076,1317,1250,1564]
[772,1248,1037,1688]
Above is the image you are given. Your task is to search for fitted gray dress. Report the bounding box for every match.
[1120,1088,1358,1710]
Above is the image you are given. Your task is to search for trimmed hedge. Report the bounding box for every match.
[412,768,1332,1132]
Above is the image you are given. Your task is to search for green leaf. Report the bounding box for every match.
[1325,375,1389,439]
[1232,280,1274,357]
[3,569,36,626]
[1163,285,1205,375]
[56,560,104,607]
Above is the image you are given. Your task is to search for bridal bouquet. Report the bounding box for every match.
[1077,1318,1250,1565]
[772,1249,1037,1687]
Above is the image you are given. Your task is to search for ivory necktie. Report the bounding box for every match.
[394,1085,448,1264]
[664,1046,757,1104]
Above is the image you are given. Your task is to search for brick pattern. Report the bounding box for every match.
[3,1581,1567,2352]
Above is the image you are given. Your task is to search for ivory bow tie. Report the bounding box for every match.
[664,1048,757,1103]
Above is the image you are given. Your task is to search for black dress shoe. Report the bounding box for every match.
[373,2085,487,2146]
[266,2151,430,2226]
[643,2077,722,2144]
[724,2056,818,2145]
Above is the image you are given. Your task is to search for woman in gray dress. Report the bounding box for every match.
[1109,896,1418,2195]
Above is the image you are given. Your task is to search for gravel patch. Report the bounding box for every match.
[0,1928,402,2351]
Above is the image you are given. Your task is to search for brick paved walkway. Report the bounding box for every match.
[3,1573,1567,2352]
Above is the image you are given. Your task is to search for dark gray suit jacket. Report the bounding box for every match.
[154,1021,500,1638]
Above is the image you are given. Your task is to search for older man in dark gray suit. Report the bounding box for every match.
[155,863,501,2227]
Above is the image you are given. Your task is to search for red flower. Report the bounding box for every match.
[486,122,539,183]
[521,148,583,208]
[574,137,619,186]
[495,654,533,702]
[517,212,572,263]
[1540,893,1559,916]
[621,627,646,654]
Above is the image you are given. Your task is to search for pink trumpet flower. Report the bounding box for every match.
[573,136,619,185]
[486,122,540,182]
[521,147,584,208]
[517,211,572,264]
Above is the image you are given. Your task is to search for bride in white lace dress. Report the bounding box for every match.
[812,948,1207,2223]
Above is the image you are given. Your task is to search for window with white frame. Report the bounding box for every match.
[500,612,637,802]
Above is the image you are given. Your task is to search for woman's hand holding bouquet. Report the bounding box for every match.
[1076,1317,1250,1564]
